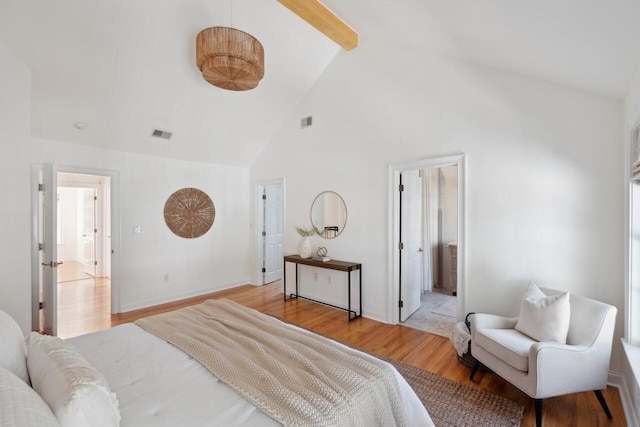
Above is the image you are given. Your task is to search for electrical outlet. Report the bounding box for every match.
[314,272,319,281]
[163,274,170,282]
[327,275,332,284]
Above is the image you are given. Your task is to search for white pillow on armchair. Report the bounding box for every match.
[515,281,570,343]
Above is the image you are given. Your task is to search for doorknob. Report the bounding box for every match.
[418,248,424,252]
[41,261,64,268]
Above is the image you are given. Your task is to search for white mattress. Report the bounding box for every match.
[69,323,434,427]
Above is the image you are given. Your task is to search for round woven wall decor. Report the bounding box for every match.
[164,188,215,238]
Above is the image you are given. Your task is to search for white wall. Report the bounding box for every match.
[0,27,628,388]
[626,70,640,125]
[251,38,624,370]
[0,37,254,331]
[621,64,640,426]
[57,187,79,262]
[32,139,253,312]
[440,166,458,289]
[0,42,32,333]
[441,166,458,247]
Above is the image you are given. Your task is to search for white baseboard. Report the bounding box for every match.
[120,280,246,313]
[362,309,387,323]
[608,370,639,427]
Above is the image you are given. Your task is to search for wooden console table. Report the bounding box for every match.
[283,254,362,321]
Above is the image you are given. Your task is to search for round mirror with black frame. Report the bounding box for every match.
[310,191,347,239]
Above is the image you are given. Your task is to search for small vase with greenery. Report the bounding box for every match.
[295,226,319,237]
[295,226,318,258]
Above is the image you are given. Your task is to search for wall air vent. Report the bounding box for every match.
[300,116,313,129]
[151,129,173,140]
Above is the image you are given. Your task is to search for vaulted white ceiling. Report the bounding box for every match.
[1,0,639,166]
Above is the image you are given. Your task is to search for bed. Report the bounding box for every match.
[0,299,435,426]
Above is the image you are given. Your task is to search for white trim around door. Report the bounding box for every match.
[387,154,466,325]
[31,164,121,333]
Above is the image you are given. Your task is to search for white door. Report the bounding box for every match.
[82,188,97,277]
[38,165,59,335]
[400,170,423,322]
[262,183,283,284]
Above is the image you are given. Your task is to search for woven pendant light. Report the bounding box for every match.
[196,27,264,91]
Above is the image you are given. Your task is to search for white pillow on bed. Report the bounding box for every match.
[0,366,60,426]
[26,332,121,427]
[0,309,29,384]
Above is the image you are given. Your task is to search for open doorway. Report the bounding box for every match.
[31,165,119,337]
[399,166,458,336]
[56,173,111,338]
[389,154,465,337]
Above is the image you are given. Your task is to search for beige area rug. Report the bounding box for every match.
[330,334,524,426]
[259,308,523,426]
[378,353,524,426]
[402,292,458,338]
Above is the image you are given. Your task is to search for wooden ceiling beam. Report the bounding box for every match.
[277,0,358,51]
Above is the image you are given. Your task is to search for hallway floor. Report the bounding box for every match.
[57,260,111,339]
[401,291,458,337]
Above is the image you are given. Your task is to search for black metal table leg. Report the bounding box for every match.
[348,269,352,321]
[359,267,362,320]
[283,260,287,301]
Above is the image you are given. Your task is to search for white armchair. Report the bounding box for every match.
[469,287,617,427]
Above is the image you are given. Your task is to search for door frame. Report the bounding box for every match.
[255,178,285,285]
[387,154,466,325]
[31,164,121,331]
[30,164,54,332]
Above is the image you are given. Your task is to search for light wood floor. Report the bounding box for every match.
[58,260,95,283]
[60,281,626,426]
[57,260,111,339]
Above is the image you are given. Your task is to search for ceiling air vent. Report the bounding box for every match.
[300,116,313,129]
[151,129,173,140]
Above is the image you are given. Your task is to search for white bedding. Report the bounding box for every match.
[69,323,434,427]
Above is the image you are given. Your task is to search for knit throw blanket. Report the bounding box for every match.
[135,299,408,427]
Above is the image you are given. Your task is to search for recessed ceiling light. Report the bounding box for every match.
[74,121,88,130]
